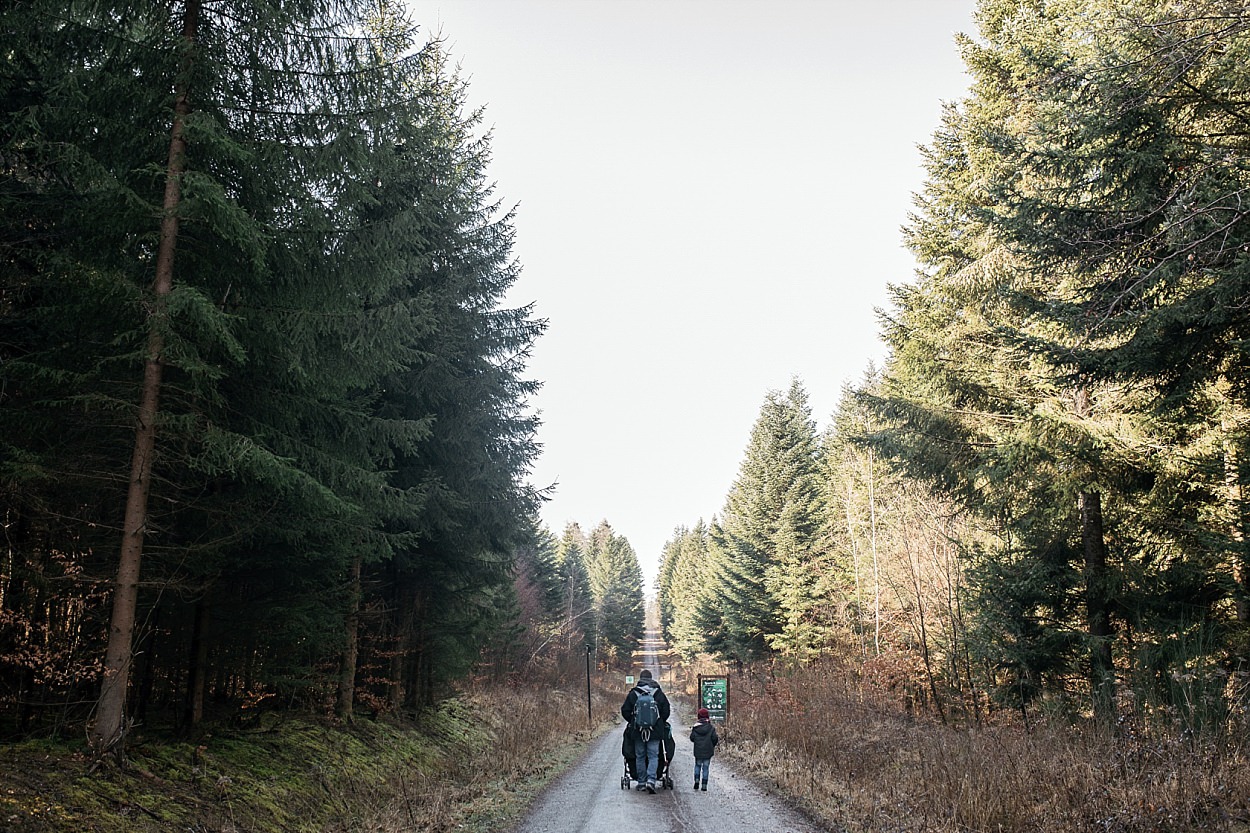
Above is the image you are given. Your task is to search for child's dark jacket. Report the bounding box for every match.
[689,720,719,759]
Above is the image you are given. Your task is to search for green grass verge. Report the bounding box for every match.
[0,693,613,833]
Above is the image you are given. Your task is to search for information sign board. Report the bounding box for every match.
[697,674,729,722]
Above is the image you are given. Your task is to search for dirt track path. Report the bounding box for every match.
[508,629,824,833]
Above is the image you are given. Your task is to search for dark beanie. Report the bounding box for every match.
[639,669,652,680]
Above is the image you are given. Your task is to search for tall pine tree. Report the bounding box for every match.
[709,380,824,663]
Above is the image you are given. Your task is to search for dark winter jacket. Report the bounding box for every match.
[689,720,719,760]
[620,678,671,728]
[623,720,674,760]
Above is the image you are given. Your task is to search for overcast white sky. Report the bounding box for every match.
[404,0,978,590]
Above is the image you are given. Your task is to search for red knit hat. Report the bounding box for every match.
[697,708,710,720]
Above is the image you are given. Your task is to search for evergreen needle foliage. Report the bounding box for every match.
[0,0,545,747]
[657,0,1250,732]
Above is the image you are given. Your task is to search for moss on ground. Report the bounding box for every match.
[0,693,612,833]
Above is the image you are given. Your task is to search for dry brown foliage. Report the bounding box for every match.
[354,676,621,833]
[701,662,1250,833]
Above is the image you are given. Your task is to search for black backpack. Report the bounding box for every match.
[633,688,660,739]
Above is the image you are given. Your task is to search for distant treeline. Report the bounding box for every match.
[659,0,1250,732]
[512,520,646,674]
[0,1,547,750]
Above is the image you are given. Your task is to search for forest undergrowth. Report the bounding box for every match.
[11,659,1248,833]
[0,679,620,833]
[707,662,1250,833]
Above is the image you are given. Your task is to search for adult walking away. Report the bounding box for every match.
[621,669,670,793]
[689,707,719,791]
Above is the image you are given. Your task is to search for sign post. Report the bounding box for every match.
[697,674,729,722]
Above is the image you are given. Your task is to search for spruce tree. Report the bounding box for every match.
[0,0,545,741]
[0,0,424,750]
[959,0,1246,719]
[555,523,596,655]
[711,380,824,663]
[660,522,717,661]
[867,0,1245,722]
[358,35,542,707]
[583,521,645,664]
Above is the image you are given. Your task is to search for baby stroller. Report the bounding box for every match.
[619,721,675,790]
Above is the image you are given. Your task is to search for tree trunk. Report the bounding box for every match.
[1224,416,1250,621]
[336,552,363,722]
[844,478,867,658]
[868,449,882,656]
[408,588,430,711]
[184,590,212,730]
[1080,489,1115,723]
[134,605,160,725]
[1073,386,1115,723]
[388,570,414,712]
[910,539,946,723]
[91,0,200,755]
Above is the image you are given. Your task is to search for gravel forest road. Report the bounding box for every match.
[508,631,824,833]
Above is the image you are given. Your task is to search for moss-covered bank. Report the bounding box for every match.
[0,687,615,833]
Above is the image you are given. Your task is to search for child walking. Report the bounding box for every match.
[689,707,719,791]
